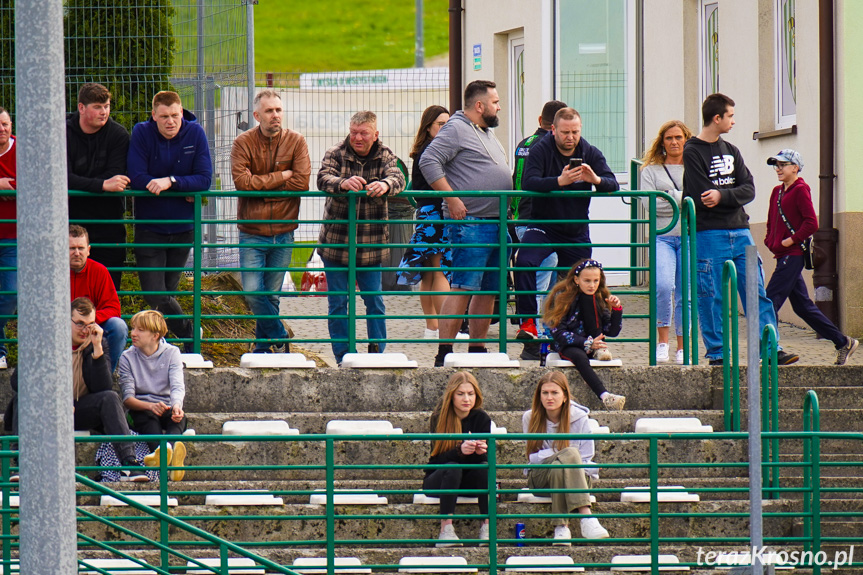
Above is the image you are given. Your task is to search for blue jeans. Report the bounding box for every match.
[447,217,510,291]
[239,231,294,352]
[0,239,17,358]
[515,225,558,311]
[656,235,683,336]
[696,229,779,360]
[321,257,386,364]
[101,316,128,373]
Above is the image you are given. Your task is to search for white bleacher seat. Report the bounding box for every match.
[222,420,299,436]
[79,558,156,574]
[588,419,610,434]
[339,353,418,368]
[634,418,713,434]
[610,555,689,571]
[620,486,700,503]
[412,493,479,505]
[505,556,584,572]
[325,420,402,435]
[517,489,595,504]
[204,492,283,506]
[398,557,477,573]
[186,558,265,574]
[490,421,508,434]
[100,495,178,507]
[713,552,794,570]
[239,353,316,368]
[74,430,91,437]
[292,557,372,574]
[546,353,623,368]
[443,353,520,368]
[309,489,387,505]
[180,353,214,369]
[183,428,196,435]
[7,496,17,507]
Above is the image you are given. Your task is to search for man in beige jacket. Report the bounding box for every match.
[231,90,311,353]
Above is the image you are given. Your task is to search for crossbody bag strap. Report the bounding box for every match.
[776,190,806,249]
[661,163,681,191]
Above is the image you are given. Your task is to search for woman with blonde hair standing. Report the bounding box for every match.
[424,371,490,547]
[640,120,693,363]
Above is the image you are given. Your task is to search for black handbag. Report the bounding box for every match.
[776,190,814,270]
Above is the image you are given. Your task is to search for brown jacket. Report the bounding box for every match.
[231,126,311,236]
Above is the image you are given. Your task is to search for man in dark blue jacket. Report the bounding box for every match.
[514,107,619,340]
[127,91,212,352]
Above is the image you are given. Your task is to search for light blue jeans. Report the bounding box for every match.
[321,256,386,364]
[696,229,779,360]
[656,235,683,336]
[239,231,294,351]
[515,225,558,310]
[101,316,128,373]
[0,239,17,358]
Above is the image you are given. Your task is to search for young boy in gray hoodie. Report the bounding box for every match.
[119,309,188,481]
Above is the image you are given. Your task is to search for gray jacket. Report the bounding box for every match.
[640,163,684,236]
[419,111,512,218]
[118,339,185,408]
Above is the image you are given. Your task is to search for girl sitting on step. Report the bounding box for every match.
[523,370,609,544]
[424,371,491,547]
[543,258,626,411]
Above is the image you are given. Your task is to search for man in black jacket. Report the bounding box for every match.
[8,298,146,481]
[66,83,131,290]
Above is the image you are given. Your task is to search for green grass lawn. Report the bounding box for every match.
[253,0,450,73]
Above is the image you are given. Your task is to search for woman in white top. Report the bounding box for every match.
[522,371,609,545]
[640,120,693,364]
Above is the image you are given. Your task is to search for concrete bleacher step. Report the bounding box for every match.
[505,556,584,572]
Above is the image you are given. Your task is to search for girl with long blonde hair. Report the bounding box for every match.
[522,371,608,544]
[424,371,491,547]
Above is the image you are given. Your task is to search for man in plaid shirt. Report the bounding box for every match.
[316,110,406,365]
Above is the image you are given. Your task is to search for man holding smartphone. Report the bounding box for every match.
[514,107,619,340]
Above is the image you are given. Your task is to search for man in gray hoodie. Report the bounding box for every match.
[420,80,513,366]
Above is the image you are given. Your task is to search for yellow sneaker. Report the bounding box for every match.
[143,444,173,468]
[170,441,187,482]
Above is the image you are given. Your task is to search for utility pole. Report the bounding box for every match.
[415,0,425,68]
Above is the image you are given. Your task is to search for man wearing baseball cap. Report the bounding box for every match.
[764,149,858,365]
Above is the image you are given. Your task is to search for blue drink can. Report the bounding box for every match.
[515,522,526,546]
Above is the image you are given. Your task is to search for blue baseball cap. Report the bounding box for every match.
[767,149,803,172]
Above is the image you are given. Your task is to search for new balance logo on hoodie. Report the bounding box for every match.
[708,155,736,185]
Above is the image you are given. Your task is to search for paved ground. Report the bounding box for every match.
[280,289,851,368]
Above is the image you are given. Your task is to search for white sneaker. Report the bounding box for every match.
[478,522,489,545]
[436,524,462,548]
[552,524,572,546]
[602,393,626,411]
[675,349,684,365]
[423,328,439,340]
[0,356,6,369]
[580,516,609,539]
[455,331,470,339]
[656,343,669,362]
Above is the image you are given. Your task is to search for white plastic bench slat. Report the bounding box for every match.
[8,496,17,508]
[490,421,508,434]
[611,555,689,572]
[713,552,795,570]
[443,352,520,368]
[587,419,610,434]
[516,489,595,504]
[292,557,372,574]
[204,493,284,506]
[180,353,214,369]
[79,558,156,574]
[186,557,265,574]
[620,486,700,503]
[546,353,623,368]
[74,430,91,437]
[239,353,316,368]
[398,557,477,573]
[505,556,584,572]
[412,493,479,505]
[222,420,299,436]
[634,418,713,434]
[325,420,402,435]
[100,495,178,507]
[340,353,418,368]
[310,489,387,505]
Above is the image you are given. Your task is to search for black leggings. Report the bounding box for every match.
[559,345,607,399]
[422,464,489,515]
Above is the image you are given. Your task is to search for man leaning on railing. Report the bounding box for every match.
[231,89,311,354]
[316,110,405,366]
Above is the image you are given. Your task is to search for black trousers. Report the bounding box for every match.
[130,409,187,451]
[74,390,136,462]
[423,464,489,515]
[559,345,607,399]
[134,228,194,342]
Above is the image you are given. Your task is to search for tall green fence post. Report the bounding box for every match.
[760,325,779,498]
[648,194,657,366]
[681,198,699,364]
[803,391,821,574]
[649,437,659,575]
[722,261,740,430]
[487,438,498,575]
[1,438,11,575]
[802,391,820,556]
[630,160,641,287]
[498,194,509,352]
[347,193,357,355]
[326,438,336,575]
[159,437,170,570]
[193,195,203,353]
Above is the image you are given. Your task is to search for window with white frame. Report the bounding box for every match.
[775,0,797,128]
[700,0,720,102]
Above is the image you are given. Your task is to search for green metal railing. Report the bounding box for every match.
[761,324,781,499]
[721,261,741,431]
[2,416,860,575]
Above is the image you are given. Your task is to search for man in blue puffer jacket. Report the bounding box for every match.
[127,91,212,352]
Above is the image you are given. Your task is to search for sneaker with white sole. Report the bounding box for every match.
[552,524,572,546]
[436,524,462,548]
[170,441,187,482]
[580,516,609,539]
[423,328,439,340]
[602,393,626,411]
[143,444,173,468]
[656,343,669,362]
[676,349,684,365]
[0,356,6,369]
[478,523,489,545]
[119,459,150,483]
[836,337,859,366]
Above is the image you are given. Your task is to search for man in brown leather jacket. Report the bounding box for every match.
[230,90,311,353]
